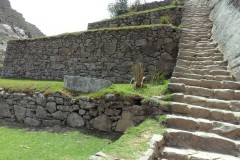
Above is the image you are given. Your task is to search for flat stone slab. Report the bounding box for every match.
[64,76,112,93]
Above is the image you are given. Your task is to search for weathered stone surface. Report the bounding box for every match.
[46,102,57,113]
[79,100,96,110]
[52,111,68,120]
[0,101,11,117]
[13,105,27,121]
[67,113,85,128]
[36,93,46,106]
[91,115,112,132]
[115,111,134,132]
[24,117,41,127]
[42,120,61,127]
[36,106,48,119]
[105,94,117,101]
[64,76,112,93]
[57,105,73,112]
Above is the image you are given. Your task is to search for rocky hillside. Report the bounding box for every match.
[0,0,44,63]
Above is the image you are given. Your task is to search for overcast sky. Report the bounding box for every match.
[9,0,157,36]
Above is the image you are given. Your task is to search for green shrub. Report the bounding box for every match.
[150,69,166,85]
[160,16,171,24]
[171,0,181,6]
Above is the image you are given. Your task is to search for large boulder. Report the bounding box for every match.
[64,76,112,93]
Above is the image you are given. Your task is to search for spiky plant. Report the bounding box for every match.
[160,16,171,24]
[131,61,145,88]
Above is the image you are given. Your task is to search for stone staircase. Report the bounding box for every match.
[159,0,240,159]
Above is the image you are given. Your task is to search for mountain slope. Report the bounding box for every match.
[0,0,44,63]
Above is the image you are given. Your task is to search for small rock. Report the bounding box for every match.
[79,109,86,115]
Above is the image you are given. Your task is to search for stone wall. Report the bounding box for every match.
[209,0,240,81]
[88,7,183,30]
[0,89,169,132]
[2,26,181,82]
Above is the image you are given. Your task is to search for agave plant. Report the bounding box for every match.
[130,61,145,88]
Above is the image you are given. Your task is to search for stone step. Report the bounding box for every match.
[162,147,240,160]
[174,66,231,76]
[176,59,225,66]
[177,55,223,61]
[173,72,234,81]
[172,93,240,112]
[179,64,227,70]
[171,101,240,124]
[178,51,221,58]
[169,82,240,101]
[167,114,240,140]
[164,129,240,157]
[170,77,240,90]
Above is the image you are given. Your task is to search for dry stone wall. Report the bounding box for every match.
[0,89,168,132]
[2,26,181,82]
[88,7,183,30]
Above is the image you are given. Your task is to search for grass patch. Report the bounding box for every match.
[103,5,182,22]
[0,124,119,160]
[12,24,178,42]
[0,78,171,99]
[103,115,166,160]
[0,78,63,95]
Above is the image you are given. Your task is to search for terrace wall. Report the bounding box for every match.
[2,26,181,82]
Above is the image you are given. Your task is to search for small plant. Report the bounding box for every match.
[172,0,181,6]
[131,61,145,88]
[150,69,166,85]
[178,23,183,28]
[160,16,171,24]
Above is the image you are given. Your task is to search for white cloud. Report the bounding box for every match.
[9,0,158,36]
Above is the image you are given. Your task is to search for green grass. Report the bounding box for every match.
[0,124,119,160]
[102,5,182,22]
[0,78,63,95]
[13,24,178,42]
[0,78,171,99]
[103,115,166,160]
[83,80,170,98]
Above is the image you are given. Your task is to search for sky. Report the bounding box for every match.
[9,0,157,36]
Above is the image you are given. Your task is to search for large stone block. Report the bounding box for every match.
[64,76,112,93]
[67,113,85,128]
[90,115,112,132]
[0,101,11,118]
